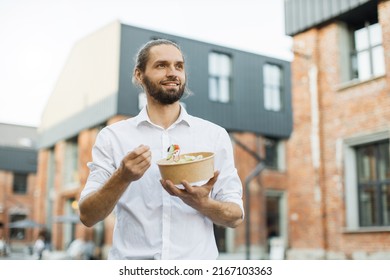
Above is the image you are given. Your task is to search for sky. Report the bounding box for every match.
[0,0,292,128]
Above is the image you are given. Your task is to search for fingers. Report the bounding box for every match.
[162,170,220,199]
[180,180,193,193]
[162,173,219,211]
[160,179,173,195]
[160,179,183,196]
[182,170,219,191]
[125,145,151,165]
[126,145,151,161]
[120,145,152,181]
[206,170,220,187]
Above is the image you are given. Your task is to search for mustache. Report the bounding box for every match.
[161,77,180,83]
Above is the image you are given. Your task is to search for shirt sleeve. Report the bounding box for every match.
[79,128,117,201]
[211,128,244,218]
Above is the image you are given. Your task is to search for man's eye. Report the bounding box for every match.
[157,64,165,68]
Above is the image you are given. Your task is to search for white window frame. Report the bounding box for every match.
[208,52,232,103]
[263,63,283,112]
[343,130,390,231]
[63,138,79,188]
[351,22,385,81]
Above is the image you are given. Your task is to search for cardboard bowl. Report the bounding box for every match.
[157,152,214,185]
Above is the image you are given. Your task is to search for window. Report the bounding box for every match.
[264,138,285,171]
[344,133,390,230]
[263,64,283,111]
[265,138,278,169]
[356,141,390,227]
[266,191,287,260]
[12,173,28,194]
[63,138,79,187]
[208,52,232,103]
[351,22,385,81]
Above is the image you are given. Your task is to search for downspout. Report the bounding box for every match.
[244,162,265,260]
[230,135,265,260]
[294,42,328,254]
[309,61,328,254]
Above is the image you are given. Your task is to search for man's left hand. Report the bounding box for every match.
[160,171,220,210]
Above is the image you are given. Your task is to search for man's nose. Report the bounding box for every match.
[166,65,179,76]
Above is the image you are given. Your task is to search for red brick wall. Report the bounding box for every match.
[232,133,265,252]
[232,132,289,255]
[34,150,49,226]
[287,1,390,258]
[0,170,37,243]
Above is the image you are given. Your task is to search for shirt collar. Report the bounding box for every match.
[135,104,192,128]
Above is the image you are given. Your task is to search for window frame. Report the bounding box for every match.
[208,51,232,103]
[263,63,284,112]
[264,138,286,172]
[350,21,385,81]
[343,131,390,231]
[355,140,390,227]
[63,137,79,188]
[12,173,28,194]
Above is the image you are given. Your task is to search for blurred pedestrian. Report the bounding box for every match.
[33,230,46,259]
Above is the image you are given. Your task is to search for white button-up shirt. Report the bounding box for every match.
[80,105,243,259]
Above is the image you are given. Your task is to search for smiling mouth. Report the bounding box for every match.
[161,81,180,86]
[161,79,180,85]
[161,82,180,88]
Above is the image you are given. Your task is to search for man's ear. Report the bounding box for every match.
[134,69,143,85]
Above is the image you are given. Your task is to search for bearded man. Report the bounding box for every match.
[79,39,243,260]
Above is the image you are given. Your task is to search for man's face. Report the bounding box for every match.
[139,44,186,105]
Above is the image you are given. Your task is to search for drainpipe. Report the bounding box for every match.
[244,162,265,260]
[230,135,265,260]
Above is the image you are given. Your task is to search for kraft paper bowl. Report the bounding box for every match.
[157,152,215,185]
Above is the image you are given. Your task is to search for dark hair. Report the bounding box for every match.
[132,39,184,85]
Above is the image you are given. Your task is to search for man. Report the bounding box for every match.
[79,39,243,259]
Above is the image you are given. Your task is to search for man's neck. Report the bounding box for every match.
[146,100,181,129]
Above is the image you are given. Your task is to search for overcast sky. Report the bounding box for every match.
[0,0,292,128]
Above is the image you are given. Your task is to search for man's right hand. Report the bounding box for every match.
[79,145,151,227]
[118,145,152,182]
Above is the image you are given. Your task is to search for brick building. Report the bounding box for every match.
[0,123,38,246]
[36,21,292,259]
[284,0,390,259]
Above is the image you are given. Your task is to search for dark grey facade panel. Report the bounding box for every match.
[38,95,117,148]
[118,24,292,138]
[285,0,373,35]
[0,147,37,173]
[117,25,152,116]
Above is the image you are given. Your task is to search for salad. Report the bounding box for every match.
[166,144,204,164]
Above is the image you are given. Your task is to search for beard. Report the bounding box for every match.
[142,75,185,105]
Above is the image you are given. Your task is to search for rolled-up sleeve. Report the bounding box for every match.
[79,129,117,201]
[211,129,244,218]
